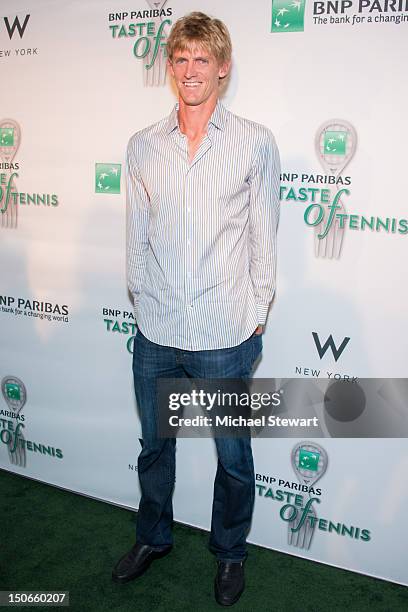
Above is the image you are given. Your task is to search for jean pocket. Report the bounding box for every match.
[252,333,263,358]
[240,334,262,375]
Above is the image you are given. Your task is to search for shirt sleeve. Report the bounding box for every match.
[248,128,281,325]
[126,138,150,309]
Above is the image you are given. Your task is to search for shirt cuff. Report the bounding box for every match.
[256,303,269,326]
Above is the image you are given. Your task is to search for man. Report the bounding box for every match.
[113,12,280,607]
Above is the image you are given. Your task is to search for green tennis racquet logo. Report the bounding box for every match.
[1,376,26,416]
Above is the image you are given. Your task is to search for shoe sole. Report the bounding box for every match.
[112,547,172,584]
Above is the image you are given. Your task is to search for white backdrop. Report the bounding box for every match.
[1,0,407,586]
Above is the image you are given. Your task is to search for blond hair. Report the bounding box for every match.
[167,12,232,65]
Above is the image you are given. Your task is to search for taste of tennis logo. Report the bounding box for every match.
[0,119,59,230]
[280,119,408,259]
[0,376,63,466]
[256,441,371,549]
[108,2,173,86]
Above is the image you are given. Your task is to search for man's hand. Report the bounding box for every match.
[254,325,264,335]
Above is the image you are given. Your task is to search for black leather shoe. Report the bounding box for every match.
[112,543,172,583]
[214,561,245,606]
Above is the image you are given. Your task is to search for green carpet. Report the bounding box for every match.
[0,468,407,611]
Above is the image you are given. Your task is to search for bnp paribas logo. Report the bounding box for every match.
[0,128,14,147]
[95,163,121,194]
[298,448,320,471]
[271,0,306,32]
[324,131,347,156]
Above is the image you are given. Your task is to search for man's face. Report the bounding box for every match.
[168,44,230,107]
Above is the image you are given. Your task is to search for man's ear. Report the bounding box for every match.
[218,60,231,80]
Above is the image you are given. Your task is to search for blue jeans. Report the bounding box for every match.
[132,329,262,562]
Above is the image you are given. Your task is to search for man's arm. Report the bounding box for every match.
[248,128,281,328]
[126,139,150,309]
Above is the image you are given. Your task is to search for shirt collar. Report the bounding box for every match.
[165,100,228,134]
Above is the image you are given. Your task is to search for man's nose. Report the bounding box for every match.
[184,60,196,79]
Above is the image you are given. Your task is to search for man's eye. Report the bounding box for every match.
[175,58,186,64]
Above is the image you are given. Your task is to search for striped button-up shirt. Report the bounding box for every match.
[126,101,280,350]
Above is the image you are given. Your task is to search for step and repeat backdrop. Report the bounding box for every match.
[1,0,407,587]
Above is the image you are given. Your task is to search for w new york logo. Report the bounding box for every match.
[312,332,350,362]
[271,0,306,32]
[3,15,30,39]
